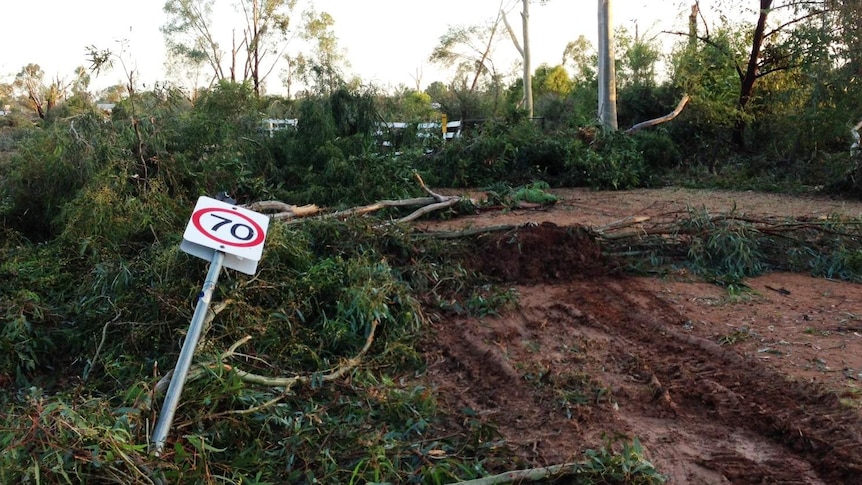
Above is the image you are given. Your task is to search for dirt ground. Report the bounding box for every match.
[417,188,862,484]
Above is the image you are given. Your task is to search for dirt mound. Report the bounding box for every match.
[421,217,862,483]
[468,222,611,282]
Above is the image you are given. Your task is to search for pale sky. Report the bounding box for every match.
[0,1,703,95]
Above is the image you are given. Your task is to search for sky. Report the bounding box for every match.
[0,0,706,95]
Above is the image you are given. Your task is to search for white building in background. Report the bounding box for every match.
[262,118,298,137]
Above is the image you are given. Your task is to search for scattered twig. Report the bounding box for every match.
[765,285,791,296]
[154,300,231,395]
[83,308,123,382]
[169,319,379,423]
[228,318,378,389]
[449,462,580,485]
[592,215,651,234]
[415,225,517,239]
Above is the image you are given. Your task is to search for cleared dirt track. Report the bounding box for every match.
[419,189,862,484]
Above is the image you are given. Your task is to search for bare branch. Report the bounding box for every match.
[500,10,524,57]
[625,95,690,134]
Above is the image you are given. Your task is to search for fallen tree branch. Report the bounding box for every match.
[414,172,451,202]
[244,201,320,220]
[320,197,440,221]
[265,173,466,225]
[230,317,377,388]
[165,319,379,423]
[450,462,580,485]
[415,225,517,239]
[395,198,461,224]
[592,215,651,234]
[625,95,690,134]
[153,300,231,395]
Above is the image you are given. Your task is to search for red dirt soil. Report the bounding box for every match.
[418,188,862,484]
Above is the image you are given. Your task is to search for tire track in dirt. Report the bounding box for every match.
[565,278,862,483]
[421,222,862,483]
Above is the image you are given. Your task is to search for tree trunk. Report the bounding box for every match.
[252,0,261,95]
[732,0,772,147]
[522,0,533,117]
[598,0,618,130]
[688,3,698,50]
[470,19,500,93]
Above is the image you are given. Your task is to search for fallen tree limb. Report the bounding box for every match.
[415,224,517,239]
[450,462,580,485]
[163,319,379,422]
[592,215,651,234]
[320,197,440,220]
[625,94,690,134]
[395,197,462,224]
[244,201,320,220]
[264,173,466,224]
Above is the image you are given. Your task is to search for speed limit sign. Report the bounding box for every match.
[180,196,270,274]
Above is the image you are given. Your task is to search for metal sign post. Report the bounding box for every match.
[150,196,269,455]
[151,250,224,455]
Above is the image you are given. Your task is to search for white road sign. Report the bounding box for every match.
[180,196,270,274]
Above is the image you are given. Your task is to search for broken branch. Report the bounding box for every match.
[625,95,690,134]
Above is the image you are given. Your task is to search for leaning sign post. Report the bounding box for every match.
[150,196,270,455]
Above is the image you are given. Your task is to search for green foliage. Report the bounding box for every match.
[0,390,155,484]
[0,209,518,483]
[532,64,573,99]
[1,115,107,240]
[580,130,649,190]
[0,242,75,385]
[576,436,667,484]
[511,180,559,205]
[685,208,764,286]
[416,117,656,191]
[611,208,862,288]
[632,128,682,170]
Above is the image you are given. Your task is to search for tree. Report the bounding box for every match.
[13,64,67,119]
[597,0,618,130]
[615,26,661,89]
[162,0,298,95]
[563,35,597,85]
[162,0,225,85]
[240,0,296,95]
[378,88,435,121]
[97,85,128,104]
[429,21,502,94]
[502,1,532,116]
[533,64,572,98]
[0,82,15,112]
[679,1,832,147]
[295,9,348,95]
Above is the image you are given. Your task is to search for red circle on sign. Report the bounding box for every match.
[192,208,266,248]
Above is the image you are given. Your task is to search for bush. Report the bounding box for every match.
[575,130,648,190]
